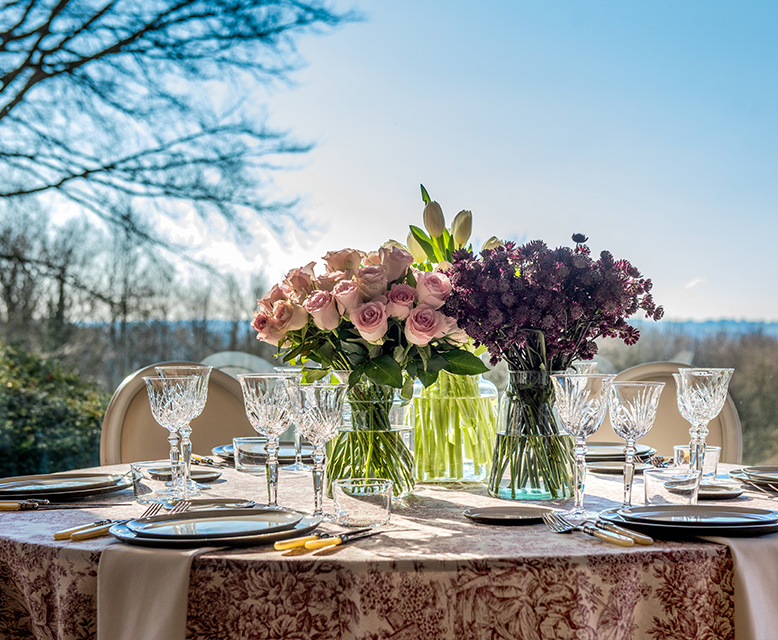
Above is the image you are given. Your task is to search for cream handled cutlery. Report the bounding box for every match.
[542,512,634,547]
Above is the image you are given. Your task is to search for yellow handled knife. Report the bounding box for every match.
[274,528,374,551]
[53,519,114,540]
[595,520,653,545]
[305,529,382,550]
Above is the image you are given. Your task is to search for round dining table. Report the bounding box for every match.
[0,461,767,640]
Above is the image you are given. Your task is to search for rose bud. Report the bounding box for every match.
[451,209,472,247]
[423,200,446,238]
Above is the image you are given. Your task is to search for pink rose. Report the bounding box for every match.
[258,283,289,315]
[316,270,347,292]
[322,249,364,275]
[251,311,286,344]
[302,290,340,331]
[283,262,316,302]
[415,270,452,309]
[351,301,388,343]
[404,304,447,346]
[355,264,388,301]
[332,279,361,314]
[271,299,308,333]
[386,283,416,320]
[379,245,414,282]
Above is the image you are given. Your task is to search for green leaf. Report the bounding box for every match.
[364,354,404,388]
[417,368,440,387]
[442,349,489,375]
[401,375,415,400]
[420,184,431,205]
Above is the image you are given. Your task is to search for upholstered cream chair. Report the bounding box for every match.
[590,361,742,463]
[100,361,256,465]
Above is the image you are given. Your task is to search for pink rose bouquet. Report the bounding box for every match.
[251,243,486,394]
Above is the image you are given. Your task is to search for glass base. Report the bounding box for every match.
[282,460,312,471]
[490,483,567,501]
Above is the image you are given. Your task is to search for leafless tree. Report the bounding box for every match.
[0,0,350,250]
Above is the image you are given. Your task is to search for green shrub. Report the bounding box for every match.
[0,340,109,476]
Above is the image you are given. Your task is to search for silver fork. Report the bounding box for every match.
[542,512,634,547]
[168,500,191,514]
[69,502,164,540]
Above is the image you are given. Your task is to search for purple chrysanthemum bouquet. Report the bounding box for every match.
[442,234,663,499]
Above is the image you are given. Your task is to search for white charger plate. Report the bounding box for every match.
[126,508,303,539]
[742,466,778,483]
[110,514,321,548]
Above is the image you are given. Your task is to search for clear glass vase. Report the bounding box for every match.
[412,372,497,483]
[487,369,575,500]
[326,378,416,499]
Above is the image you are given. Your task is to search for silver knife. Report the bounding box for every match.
[0,501,134,511]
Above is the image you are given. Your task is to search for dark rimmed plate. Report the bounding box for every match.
[600,509,778,538]
[0,472,132,500]
[110,514,321,548]
[586,442,655,462]
[698,483,744,500]
[147,467,222,483]
[212,443,313,464]
[619,505,778,526]
[463,505,555,525]
[588,462,651,475]
[125,508,303,539]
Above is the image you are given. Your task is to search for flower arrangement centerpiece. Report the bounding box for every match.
[251,242,487,498]
[406,186,498,483]
[442,233,663,499]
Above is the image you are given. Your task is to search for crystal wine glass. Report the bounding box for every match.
[155,365,212,496]
[273,366,309,471]
[285,382,349,518]
[142,375,197,499]
[608,381,665,508]
[673,368,733,474]
[238,374,295,507]
[551,373,615,518]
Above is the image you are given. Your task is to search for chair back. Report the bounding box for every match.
[100,361,256,465]
[589,361,742,463]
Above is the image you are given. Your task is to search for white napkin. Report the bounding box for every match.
[97,543,216,640]
[703,532,778,640]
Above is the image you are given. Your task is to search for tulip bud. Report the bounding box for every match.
[481,236,504,252]
[451,209,472,247]
[406,231,427,263]
[423,201,446,238]
[382,239,406,251]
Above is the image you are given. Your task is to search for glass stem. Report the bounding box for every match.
[312,446,326,517]
[623,440,636,507]
[266,436,279,506]
[573,437,587,513]
[294,426,303,466]
[179,424,193,498]
[168,432,181,494]
[689,421,709,474]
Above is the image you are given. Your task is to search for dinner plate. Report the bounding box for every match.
[126,508,303,539]
[600,510,778,538]
[0,472,123,494]
[212,443,314,463]
[585,443,655,461]
[110,514,321,548]
[0,473,132,500]
[697,483,744,500]
[162,498,256,511]
[147,467,222,483]
[618,505,778,526]
[587,462,651,475]
[729,469,778,489]
[463,506,555,525]
[742,466,778,483]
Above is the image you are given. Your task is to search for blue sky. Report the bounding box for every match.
[210,1,778,322]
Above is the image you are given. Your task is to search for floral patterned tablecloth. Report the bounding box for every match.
[0,463,753,640]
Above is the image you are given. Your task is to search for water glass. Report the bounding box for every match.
[673,445,721,478]
[644,468,702,505]
[233,437,267,474]
[131,460,177,504]
[333,477,392,527]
